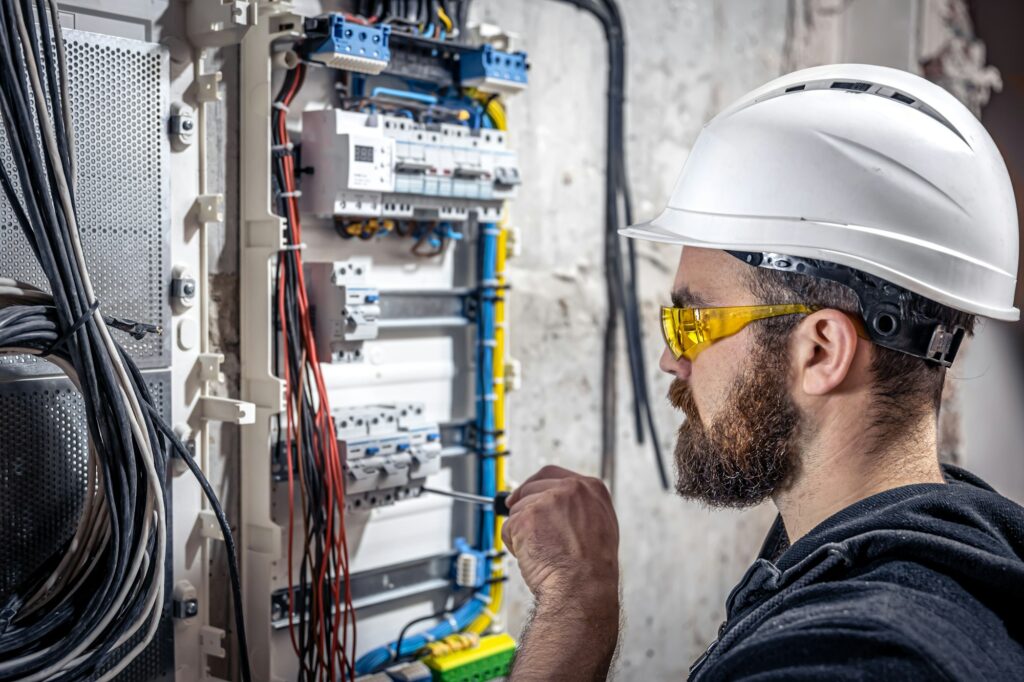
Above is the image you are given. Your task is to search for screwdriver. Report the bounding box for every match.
[421,486,511,516]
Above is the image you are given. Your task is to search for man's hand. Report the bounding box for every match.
[502,465,621,681]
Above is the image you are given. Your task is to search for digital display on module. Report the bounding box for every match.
[354,144,374,163]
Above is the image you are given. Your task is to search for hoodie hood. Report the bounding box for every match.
[724,464,1024,636]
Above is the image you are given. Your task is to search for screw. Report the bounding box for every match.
[181,118,194,131]
[182,281,196,297]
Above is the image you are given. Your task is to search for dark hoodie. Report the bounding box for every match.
[690,465,1024,681]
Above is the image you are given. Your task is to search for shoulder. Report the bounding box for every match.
[700,577,1019,681]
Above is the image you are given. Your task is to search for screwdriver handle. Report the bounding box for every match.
[493,491,511,517]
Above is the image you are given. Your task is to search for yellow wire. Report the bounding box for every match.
[467,210,509,636]
[464,90,510,638]
[466,88,508,132]
[436,6,454,31]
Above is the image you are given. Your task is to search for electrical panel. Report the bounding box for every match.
[239,5,527,682]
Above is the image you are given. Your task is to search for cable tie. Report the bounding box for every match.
[272,101,290,112]
[476,339,498,348]
[446,615,459,630]
[479,278,500,288]
[271,142,294,152]
[279,242,307,252]
[476,450,511,459]
[423,632,436,643]
[277,190,302,199]
[482,393,498,402]
[482,228,501,236]
[482,607,498,619]
[42,300,100,357]
[473,593,492,605]
[105,315,163,341]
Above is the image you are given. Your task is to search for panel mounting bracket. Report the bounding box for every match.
[198,352,226,384]
[196,72,223,104]
[197,396,255,424]
[196,510,225,542]
[195,193,225,224]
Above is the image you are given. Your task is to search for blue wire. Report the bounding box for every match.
[353,223,503,676]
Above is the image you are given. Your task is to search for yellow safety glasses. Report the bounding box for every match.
[661,304,818,361]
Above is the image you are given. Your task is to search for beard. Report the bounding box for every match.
[668,349,801,508]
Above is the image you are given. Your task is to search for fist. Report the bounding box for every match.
[501,465,619,602]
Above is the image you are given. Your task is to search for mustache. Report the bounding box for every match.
[668,379,699,421]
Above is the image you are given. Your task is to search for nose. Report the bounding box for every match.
[659,346,692,381]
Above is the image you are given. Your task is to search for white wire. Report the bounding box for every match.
[4,4,165,678]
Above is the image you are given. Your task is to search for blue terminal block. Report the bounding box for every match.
[304,15,391,75]
[459,45,528,94]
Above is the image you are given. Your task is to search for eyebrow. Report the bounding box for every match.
[670,285,713,308]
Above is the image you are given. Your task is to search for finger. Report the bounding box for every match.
[508,465,578,505]
[507,491,549,516]
[507,479,564,507]
[501,517,515,556]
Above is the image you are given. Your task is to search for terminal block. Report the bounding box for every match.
[335,403,442,510]
[304,14,392,74]
[423,633,516,682]
[459,45,528,94]
[453,537,488,589]
[306,258,380,363]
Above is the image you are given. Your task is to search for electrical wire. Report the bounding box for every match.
[549,0,669,490]
[273,61,357,681]
[0,2,250,678]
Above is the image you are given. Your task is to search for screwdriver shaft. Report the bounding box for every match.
[421,486,493,506]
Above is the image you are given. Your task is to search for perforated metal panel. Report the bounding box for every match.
[0,28,171,375]
[0,27,174,682]
[0,371,169,598]
[0,371,174,680]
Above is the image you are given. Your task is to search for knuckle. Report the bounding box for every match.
[536,464,564,479]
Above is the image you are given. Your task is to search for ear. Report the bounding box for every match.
[790,309,862,396]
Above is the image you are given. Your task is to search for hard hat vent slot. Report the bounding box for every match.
[890,91,916,105]
[785,84,805,93]
[830,81,871,92]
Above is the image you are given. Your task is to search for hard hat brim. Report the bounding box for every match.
[621,209,1021,322]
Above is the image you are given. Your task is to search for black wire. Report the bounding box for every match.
[390,589,477,669]
[549,0,669,490]
[0,1,254,677]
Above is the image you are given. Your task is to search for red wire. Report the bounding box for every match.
[276,64,356,679]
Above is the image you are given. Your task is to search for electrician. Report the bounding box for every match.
[501,64,1024,680]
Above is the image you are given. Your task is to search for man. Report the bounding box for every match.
[502,64,1024,680]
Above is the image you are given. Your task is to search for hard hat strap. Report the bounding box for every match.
[728,251,965,367]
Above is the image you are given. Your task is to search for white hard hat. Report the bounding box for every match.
[622,63,1020,322]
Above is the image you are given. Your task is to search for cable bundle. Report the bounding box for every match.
[0,1,250,679]
[554,0,668,489]
[272,63,357,680]
[352,0,474,38]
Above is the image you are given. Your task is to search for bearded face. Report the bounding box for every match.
[668,346,802,508]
